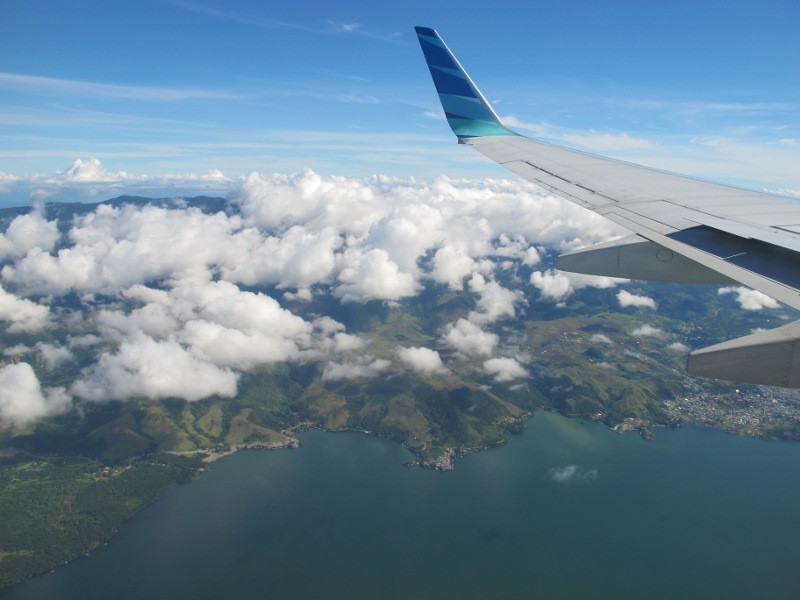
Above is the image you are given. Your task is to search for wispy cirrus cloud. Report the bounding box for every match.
[165,1,404,43]
[163,0,329,34]
[626,98,800,118]
[499,102,800,190]
[338,93,381,105]
[0,72,241,102]
[501,115,655,150]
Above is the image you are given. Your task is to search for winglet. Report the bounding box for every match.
[415,26,515,139]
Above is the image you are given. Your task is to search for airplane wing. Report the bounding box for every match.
[415,26,800,388]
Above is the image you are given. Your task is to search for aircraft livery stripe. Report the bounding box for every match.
[415,26,515,139]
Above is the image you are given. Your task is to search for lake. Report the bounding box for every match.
[4,412,800,599]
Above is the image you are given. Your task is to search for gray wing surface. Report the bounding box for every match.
[416,26,800,387]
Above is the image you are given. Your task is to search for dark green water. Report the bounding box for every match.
[4,412,800,599]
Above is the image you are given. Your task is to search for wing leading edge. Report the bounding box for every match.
[415,26,800,387]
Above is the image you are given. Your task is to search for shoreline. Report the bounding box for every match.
[172,432,302,466]
[3,413,797,594]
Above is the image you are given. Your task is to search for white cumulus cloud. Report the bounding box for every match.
[71,334,239,403]
[64,157,132,182]
[469,275,522,323]
[617,290,656,308]
[668,342,690,353]
[322,357,391,381]
[0,169,634,420]
[335,248,418,303]
[590,333,614,346]
[442,318,499,357]
[0,362,70,426]
[718,286,779,311]
[631,324,663,337]
[0,209,60,260]
[483,357,529,382]
[36,342,74,369]
[531,269,623,300]
[0,286,50,333]
[397,346,448,374]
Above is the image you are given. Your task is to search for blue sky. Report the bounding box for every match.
[1,0,798,204]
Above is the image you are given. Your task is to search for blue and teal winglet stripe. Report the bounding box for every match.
[415,26,515,139]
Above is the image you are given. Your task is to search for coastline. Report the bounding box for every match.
[173,431,302,466]
[3,409,798,593]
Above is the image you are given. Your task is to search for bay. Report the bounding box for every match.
[4,412,800,599]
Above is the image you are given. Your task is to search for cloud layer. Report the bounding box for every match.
[0,168,777,426]
[3,170,620,423]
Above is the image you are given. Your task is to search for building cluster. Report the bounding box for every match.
[664,384,800,437]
